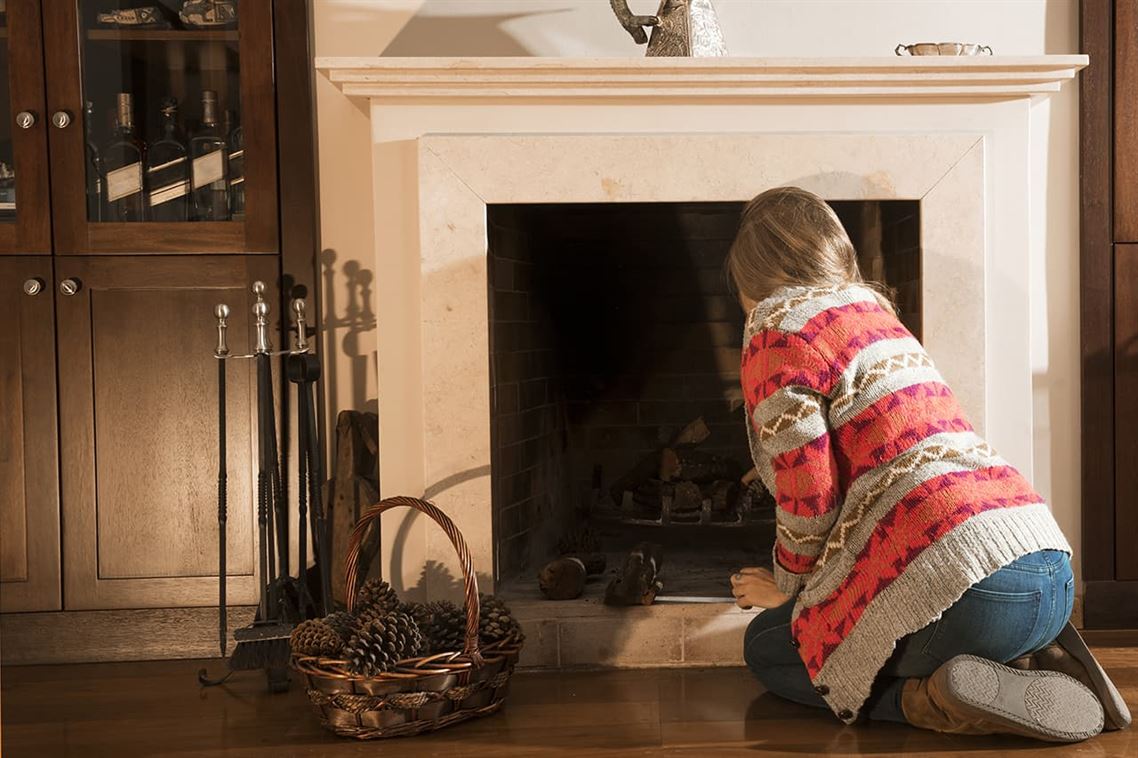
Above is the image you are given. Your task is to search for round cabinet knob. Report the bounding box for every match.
[15,111,36,129]
[59,278,82,296]
[51,111,72,129]
[23,277,45,296]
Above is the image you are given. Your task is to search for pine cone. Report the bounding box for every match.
[289,619,344,657]
[323,611,356,643]
[478,593,524,646]
[354,578,400,615]
[354,603,394,633]
[408,600,467,654]
[343,610,425,676]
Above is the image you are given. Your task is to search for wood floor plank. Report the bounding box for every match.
[2,648,1135,757]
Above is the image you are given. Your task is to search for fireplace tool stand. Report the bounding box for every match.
[198,282,329,693]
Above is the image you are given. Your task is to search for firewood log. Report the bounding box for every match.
[671,481,704,512]
[670,416,711,446]
[604,542,664,606]
[707,479,740,512]
[325,410,380,605]
[607,416,711,502]
[658,447,743,483]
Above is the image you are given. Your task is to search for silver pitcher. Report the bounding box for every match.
[611,0,728,57]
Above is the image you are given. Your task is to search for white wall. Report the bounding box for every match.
[313,0,1082,579]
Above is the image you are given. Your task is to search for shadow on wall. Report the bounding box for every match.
[385,11,539,56]
[321,248,378,419]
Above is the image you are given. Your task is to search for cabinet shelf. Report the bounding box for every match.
[86,29,238,42]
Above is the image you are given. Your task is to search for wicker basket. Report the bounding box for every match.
[292,496,524,739]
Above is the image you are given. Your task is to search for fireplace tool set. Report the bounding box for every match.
[198,281,330,693]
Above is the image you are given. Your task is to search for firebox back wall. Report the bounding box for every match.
[487,203,752,583]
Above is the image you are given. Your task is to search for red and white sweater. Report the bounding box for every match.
[741,284,1070,723]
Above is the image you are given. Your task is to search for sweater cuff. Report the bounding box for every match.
[774,563,809,598]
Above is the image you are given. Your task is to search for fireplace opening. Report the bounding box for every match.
[487,200,920,602]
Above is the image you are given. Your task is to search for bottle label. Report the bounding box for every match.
[150,180,189,207]
[106,163,142,202]
[192,150,225,189]
[147,156,189,206]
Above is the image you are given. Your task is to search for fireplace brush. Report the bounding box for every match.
[198,282,326,693]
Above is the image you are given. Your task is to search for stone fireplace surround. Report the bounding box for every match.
[317,56,1086,668]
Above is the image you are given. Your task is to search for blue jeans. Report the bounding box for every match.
[743,549,1074,723]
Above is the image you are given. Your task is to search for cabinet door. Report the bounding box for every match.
[1117,244,1138,580]
[0,257,61,611]
[0,1,52,254]
[42,1,278,254]
[56,256,273,609]
[1117,0,1138,241]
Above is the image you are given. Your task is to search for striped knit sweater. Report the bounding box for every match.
[742,283,1070,723]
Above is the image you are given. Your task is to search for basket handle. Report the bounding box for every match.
[344,496,482,661]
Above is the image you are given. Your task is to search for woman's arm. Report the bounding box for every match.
[742,333,842,598]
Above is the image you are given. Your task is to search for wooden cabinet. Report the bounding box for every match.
[0,258,61,612]
[0,0,319,622]
[0,1,52,253]
[56,256,271,609]
[41,1,277,254]
[1081,0,1138,626]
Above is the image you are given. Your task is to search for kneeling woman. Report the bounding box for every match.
[727,187,1130,742]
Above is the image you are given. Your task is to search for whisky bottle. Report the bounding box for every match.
[189,90,229,221]
[84,101,103,221]
[101,93,145,222]
[146,97,189,222]
[226,109,245,220]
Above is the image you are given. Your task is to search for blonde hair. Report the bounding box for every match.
[727,186,895,314]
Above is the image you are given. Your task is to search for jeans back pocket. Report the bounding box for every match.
[921,585,1042,665]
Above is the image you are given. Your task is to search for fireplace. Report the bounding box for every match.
[317,53,1084,667]
[487,200,921,598]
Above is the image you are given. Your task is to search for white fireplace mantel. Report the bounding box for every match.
[316,55,1085,635]
[317,55,1086,100]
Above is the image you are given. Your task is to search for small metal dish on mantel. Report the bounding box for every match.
[895,42,993,56]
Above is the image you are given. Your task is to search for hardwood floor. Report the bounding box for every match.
[2,648,1135,757]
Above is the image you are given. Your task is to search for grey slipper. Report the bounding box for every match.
[935,654,1104,742]
[1052,622,1132,731]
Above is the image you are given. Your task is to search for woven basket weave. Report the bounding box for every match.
[292,496,523,739]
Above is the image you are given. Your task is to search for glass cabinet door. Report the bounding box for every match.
[0,0,52,254]
[43,1,277,254]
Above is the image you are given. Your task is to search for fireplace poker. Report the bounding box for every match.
[287,298,331,615]
[214,304,230,659]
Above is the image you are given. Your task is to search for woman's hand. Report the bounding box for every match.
[730,567,790,610]
[741,467,760,486]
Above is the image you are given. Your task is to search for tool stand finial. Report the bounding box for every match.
[253,294,271,355]
[214,303,231,357]
[291,298,309,352]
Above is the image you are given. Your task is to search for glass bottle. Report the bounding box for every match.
[145,97,189,222]
[84,101,102,222]
[189,90,229,221]
[226,109,245,221]
[101,93,146,222]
